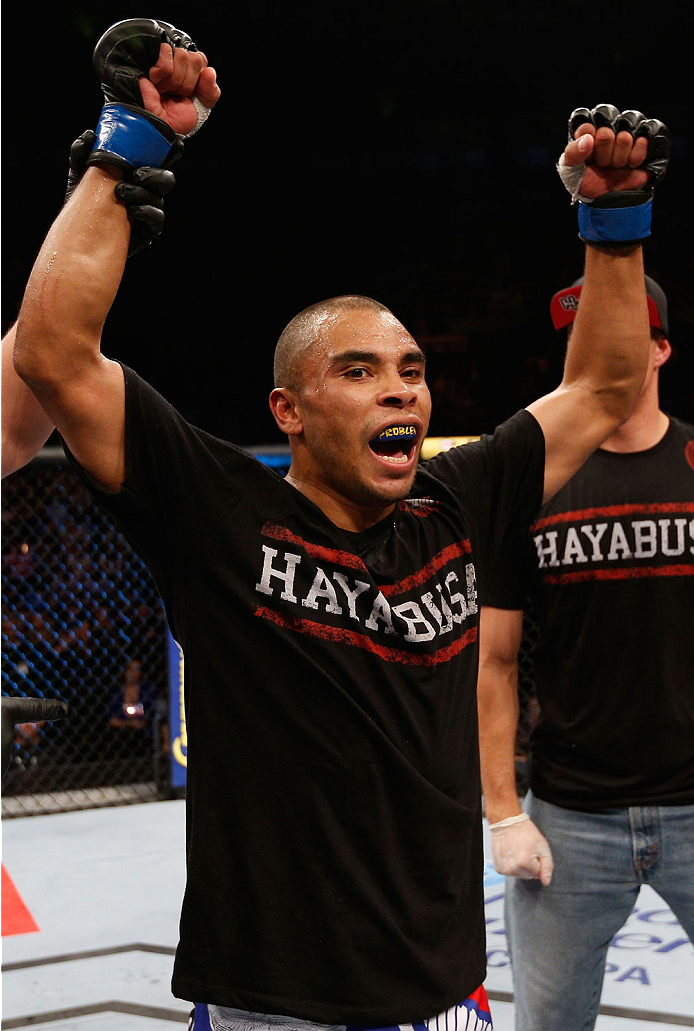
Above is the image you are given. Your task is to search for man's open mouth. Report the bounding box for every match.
[368,424,418,464]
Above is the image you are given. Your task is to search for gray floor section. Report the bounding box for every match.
[1,800,692,1029]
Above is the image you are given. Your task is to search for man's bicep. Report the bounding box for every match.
[1,326,55,477]
[527,385,615,504]
[41,356,127,492]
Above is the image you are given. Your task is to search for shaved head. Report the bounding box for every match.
[273,295,396,391]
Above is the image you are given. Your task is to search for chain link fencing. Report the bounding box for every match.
[2,449,171,817]
[515,606,539,797]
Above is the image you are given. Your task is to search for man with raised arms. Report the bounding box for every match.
[476,273,693,1030]
[13,17,669,1029]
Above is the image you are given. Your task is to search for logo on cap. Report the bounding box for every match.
[550,276,668,334]
[550,287,583,330]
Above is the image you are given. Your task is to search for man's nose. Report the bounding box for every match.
[377,379,417,407]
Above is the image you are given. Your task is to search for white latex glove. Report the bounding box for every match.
[490,816,554,886]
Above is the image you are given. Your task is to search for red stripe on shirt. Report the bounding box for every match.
[255,606,478,665]
[380,540,472,597]
[532,502,694,531]
[543,563,694,585]
[262,523,369,573]
[262,524,472,598]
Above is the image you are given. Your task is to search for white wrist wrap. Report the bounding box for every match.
[184,96,212,138]
[557,153,593,204]
[489,812,530,831]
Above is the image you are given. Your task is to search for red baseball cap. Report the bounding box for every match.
[550,275,669,335]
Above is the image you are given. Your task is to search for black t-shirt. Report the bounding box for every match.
[486,417,694,812]
[65,366,544,1022]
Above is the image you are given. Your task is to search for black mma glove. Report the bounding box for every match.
[116,168,176,256]
[66,129,176,256]
[557,104,670,246]
[87,18,211,173]
[2,697,69,778]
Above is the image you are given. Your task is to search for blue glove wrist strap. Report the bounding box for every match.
[90,103,174,169]
[578,197,652,244]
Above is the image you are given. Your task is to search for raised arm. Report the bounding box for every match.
[14,162,132,490]
[13,19,220,491]
[2,159,174,481]
[528,106,670,503]
[477,605,553,885]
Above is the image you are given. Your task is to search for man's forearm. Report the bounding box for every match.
[477,607,525,824]
[14,166,130,392]
[478,661,523,824]
[565,243,649,418]
[528,242,651,503]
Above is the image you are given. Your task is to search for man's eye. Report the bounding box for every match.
[345,367,368,378]
[402,367,423,379]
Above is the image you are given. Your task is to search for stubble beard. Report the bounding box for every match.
[329,460,417,512]
[306,432,418,514]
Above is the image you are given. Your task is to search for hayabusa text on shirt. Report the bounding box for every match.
[532,503,694,583]
[254,522,478,664]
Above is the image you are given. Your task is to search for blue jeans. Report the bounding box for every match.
[505,792,694,1031]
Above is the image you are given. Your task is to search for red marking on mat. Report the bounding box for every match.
[1,864,39,936]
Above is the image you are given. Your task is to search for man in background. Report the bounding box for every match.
[477,275,694,1030]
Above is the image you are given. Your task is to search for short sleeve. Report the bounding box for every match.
[62,364,253,567]
[424,409,544,609]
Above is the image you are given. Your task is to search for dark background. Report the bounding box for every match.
[3,3,692,446]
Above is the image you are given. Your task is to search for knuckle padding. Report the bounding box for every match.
[564,103,671,245]
[568,107,593,137]
[644,121,671,184]
[89,19,201,172]
[615,110,646,135]
[93,18,168,107]
[93,18,199,106]
[591,103,621,129]
[156,20,198,51]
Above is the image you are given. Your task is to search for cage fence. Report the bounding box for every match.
[2,449,171,817]
[515,605,540,796]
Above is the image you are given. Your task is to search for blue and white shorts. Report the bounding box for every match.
[190,986,492,1031]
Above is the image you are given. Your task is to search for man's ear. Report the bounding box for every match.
[269,387,303,436]
[653,334,672,369]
